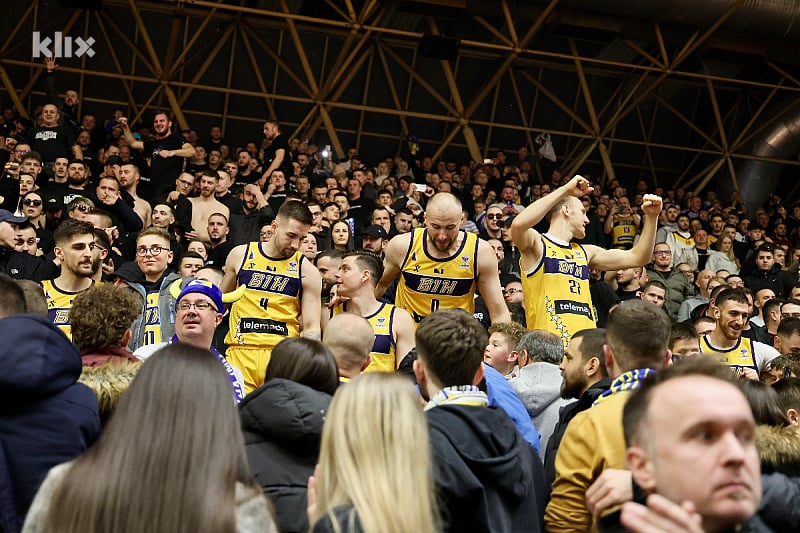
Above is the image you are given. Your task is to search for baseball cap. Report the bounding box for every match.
[44,192,65,211]
[363,224,388,240]
[177,279,224,312]
[0,209,27,225]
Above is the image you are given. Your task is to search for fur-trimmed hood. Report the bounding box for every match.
[756,423,800,477]
[79,360,143,422]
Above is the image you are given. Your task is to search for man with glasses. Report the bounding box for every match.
[132,279,245,402]
[41,219,98,340]
[479,204,504,241]
[120,227,181,351]
[646,242,694,321]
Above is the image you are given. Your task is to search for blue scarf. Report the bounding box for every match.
[593,368,655,406]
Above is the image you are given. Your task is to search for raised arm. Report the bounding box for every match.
[585,195,662,272]
[511,175,593,266]
[118,117,144,152]
[476,238,512,324]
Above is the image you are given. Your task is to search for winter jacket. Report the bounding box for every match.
[240,379,332,533]
[510,363,572,460]
[744,264,786,297]
[78,357,142,425]
[21,462,278,533]
[756,424,800,478]
[544,378,612,491]
[0,245,55,282]
[0,315,100,532]
[645,266,694,320]
[483,362,541,453]
[759,472,800,531]
[124,270,182,351]
[427,404,546,533]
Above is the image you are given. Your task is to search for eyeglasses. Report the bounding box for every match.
[74,204,93,213]
[177,300,218,312]
[23,199,42,207]
[504,288,522,295]
[486,214,504,220]
[14,149,30,154]
[653,250,672,256]
[136,245,168,256]
[178,179,194,187]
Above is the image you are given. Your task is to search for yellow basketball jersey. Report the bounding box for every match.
[699,335,758,375]
[225,242,304,349]
[142,291,163,347]
[523,235,595,348]
[396,228,478,324]
[610,213,636,249]
[332,302,397,373]
[42,279,95,340]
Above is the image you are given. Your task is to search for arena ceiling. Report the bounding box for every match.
[4,0,800,206]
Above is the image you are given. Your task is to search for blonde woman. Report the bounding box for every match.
[706,234,740,274]
[308,373,440,533]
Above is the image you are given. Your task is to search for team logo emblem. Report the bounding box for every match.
[288,261,298,272]
[459,255,471,268]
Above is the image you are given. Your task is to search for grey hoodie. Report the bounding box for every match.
[510,363,572,459]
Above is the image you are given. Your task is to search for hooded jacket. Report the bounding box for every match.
[426,404,546,533]
[240,379,332,533]
[124,270,182,352]
[0,315,100,532]
[743,263,786,297]
[510,363,572,459]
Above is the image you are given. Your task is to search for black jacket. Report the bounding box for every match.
[544,378,613,491]
[0,245,55,281]
[427,404,546,533]
[743,263,786,296]
[239,379,332,533]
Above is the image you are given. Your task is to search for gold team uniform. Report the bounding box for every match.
[522,234,595,348]
[225,242,305,392]
[396,228,478,324]
[332,302,397,373]
[42,279,95,340]
[610,213,636,249]
[699,335,758,375]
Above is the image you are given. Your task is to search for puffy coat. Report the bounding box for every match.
[239,378,332,533]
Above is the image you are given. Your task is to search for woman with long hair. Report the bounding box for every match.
[23,344,277,533]
[706,234,740,274]
[329,220,353,252]
[308,373,440,533]
[240,337,338,533]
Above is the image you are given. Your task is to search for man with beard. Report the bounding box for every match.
[176,170,230,243]
[119,113,194,198]
[205,213,234,268]
[91,175,144,234]
[511,176,662,348]
[259,120,293,187]
[315,248,344,305]
[543,328,611,488]
[118,163,152,227]
[377,192,510,325]
[229,183,274,245]
[699,287,779,380]
[221,201,322,393]
[41,219,98,340]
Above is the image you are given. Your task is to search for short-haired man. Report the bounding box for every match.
[222,201,322,393]
[607,266,644,301]
[543,328,611,488]
[322,312,374,383]
[42,219,98,339]
[743,243,785,297]
[646,242,694,321]
[677,268,717,321]
[178,170,230,243]
[360,224,388,255]
[151,203,176,229]
[639,279,667,309]
[621,360,763,532]
[512,176,662,347]
[699,288,779,380]
[205,212,234,267]
[391,207,415,236]
[546,300,672,532]
[378,192,510,325]
[118,163,153,227]
[122,227,181,351]
[326,250,415,372]
[133,280,245,402]
[314,248,345,304]
[774,316,800,356]
[510,329,571,458]
[414,309,546,532]
[260,120,293,187]
[177,251,205,277]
